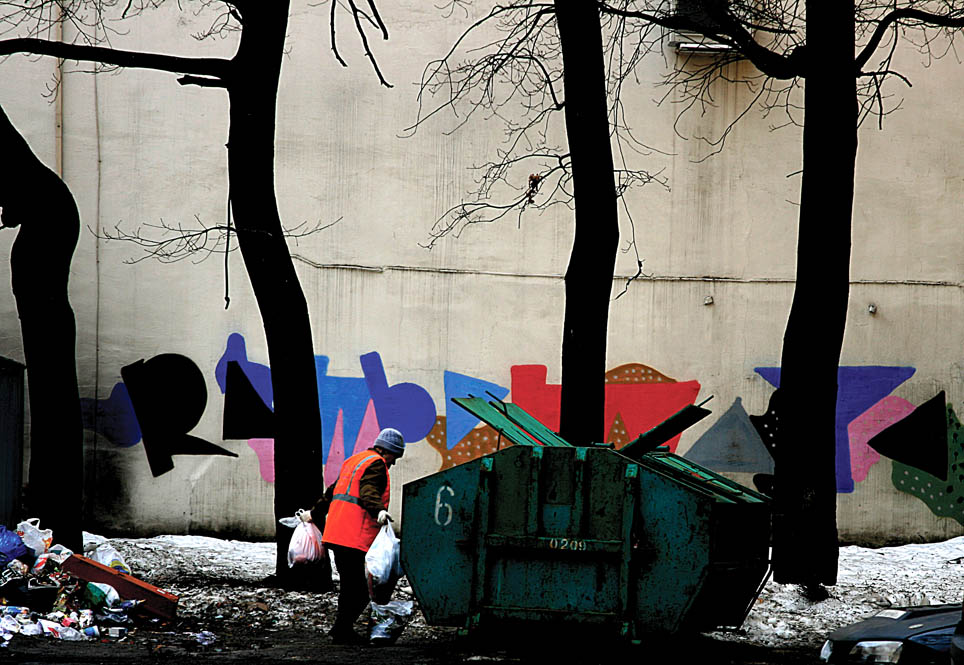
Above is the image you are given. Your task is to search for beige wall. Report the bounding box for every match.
[0,3,960,544]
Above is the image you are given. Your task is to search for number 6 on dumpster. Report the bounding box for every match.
[435,485,455,526]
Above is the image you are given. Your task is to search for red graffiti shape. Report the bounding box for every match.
[510,365,701,450]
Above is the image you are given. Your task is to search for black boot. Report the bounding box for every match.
[329,625,367,646]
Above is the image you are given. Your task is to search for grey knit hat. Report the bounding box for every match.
[374,427,405,457]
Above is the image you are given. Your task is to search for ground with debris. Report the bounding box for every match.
[1,534,962,663]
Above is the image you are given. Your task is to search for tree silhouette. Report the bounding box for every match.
[408,1,668,446]
[0,104,83,554]
[0,0,390,583]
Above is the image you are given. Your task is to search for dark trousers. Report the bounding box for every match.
[328,544,369,634]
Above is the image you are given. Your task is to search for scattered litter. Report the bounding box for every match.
[191,630,216,645]
[6,525,959,653]
[0,521,179,647]
[16,519,52,557]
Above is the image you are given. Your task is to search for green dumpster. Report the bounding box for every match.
[400,396,770,639]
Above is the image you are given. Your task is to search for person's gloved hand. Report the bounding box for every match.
[377,510,393,525]
[295,508,312,523]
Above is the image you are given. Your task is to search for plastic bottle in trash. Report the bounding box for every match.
[82,626,100,638]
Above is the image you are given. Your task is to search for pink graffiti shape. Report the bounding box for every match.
[323,410,347,488]
[324,400,381,487]
[847,396,916,483]
[355,398,382,453]
[247,438,275,483]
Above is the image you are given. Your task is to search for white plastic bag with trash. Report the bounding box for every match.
[279,515,325,568]
[369,599,413,644]
[15,519,52,557]
[365,523,402,604]
[82,532,132,574]
[88,544,131,574]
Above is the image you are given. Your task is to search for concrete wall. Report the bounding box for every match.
[0,3,960,545]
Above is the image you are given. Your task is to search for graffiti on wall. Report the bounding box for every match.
[426,363,702,470]
[873,393,964,523]
[82,353,236,477]
[684,397,775,475]
[209,337,707,481]
[753,366,917,493]
[78,335,962,523]
[80,333,706,481]
[681,369,964,525]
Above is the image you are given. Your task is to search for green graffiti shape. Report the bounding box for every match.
[892,405,964,524]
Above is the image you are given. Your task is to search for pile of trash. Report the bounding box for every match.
[0,519,177,646]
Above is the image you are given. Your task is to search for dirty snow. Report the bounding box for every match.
[715,537,964,648]
[108,534,964,649]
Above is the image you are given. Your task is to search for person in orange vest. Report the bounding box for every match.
[317,427,404,645]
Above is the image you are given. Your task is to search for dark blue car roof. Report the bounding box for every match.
[828,604,962,642]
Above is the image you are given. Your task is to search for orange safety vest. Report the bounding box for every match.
[322,449,390,551]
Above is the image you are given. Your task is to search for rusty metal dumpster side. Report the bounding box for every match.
[400,457,483,625]
[631,461,715,634]
[477,446,636,629]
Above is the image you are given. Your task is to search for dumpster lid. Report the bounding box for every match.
[451,395,574,448]
[451,394,714,453]
[620,398,713,460]
[638,452,770,504]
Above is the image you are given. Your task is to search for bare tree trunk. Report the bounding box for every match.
[554,0,619,446]
[225,4,324,581]
[770,7,855,586]
[0,104,83,554]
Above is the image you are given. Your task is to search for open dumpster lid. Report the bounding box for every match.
[451,394,768,504]
[451,396,573,448]
[452,394,714,453]
[620,398,713,460]
[638,452,770,504]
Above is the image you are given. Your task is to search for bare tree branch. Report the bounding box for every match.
[97,217,339,264]
[0,37,231,80]
[856,7,964,71]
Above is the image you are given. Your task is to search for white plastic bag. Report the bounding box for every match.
[369,599,413,644]
[365,523,402,604]
[15,519,52,557]
[88,543,131,574]
[286,521,325,568]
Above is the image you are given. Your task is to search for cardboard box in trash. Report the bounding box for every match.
[61,554,178,619]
